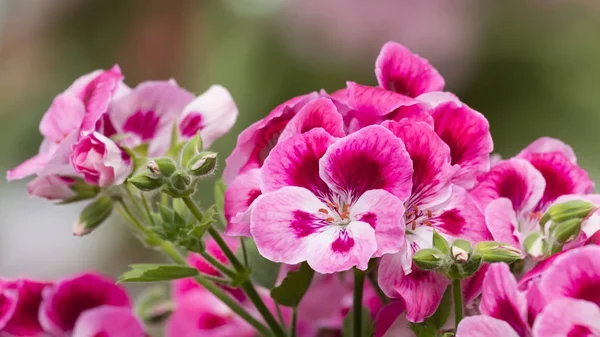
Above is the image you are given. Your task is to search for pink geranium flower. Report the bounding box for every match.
[0,279,50,336]
[71,306,145,337]
[251,125,412,273]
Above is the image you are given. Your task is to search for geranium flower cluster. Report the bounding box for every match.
[0,273,142,337]
[5,40,600,337]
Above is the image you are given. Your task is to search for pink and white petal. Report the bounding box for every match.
[532,298,600,337]
[462,264,489,304]
[42,131,81,177]
[518,137,577,164]
[431,101,493,189]
[278,97,345,142]
[40,93,86,143]
[520,151,594,211]
[251,186,330,265]
[539,245,600,306]
[383,120,453,210]
[524,281,546,326]
[6,153,50,181]
[222,92,319,183]
[71,306,145,337]
[374,301,409,337]
[346,82,425,118]
[0,285,18,331]
[479,263,529,337]
[320,125,413,203]
[378,251,412,298]
[79,65,125,134]
[484,198,522,250]
[179,85,238,147]
[224,169,261,237]
[39,273,131,335]
[261,128,335,196]
[298,274,350,330]
[305,221,377,274]
[432,186,491,243]
[456,316,520,337]
[416,91,461,108]
[350,189,405,256]
[471,159,545,214]
[375,42,445,97]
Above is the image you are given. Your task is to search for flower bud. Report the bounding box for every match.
[128,171,164,191]
[147,157,177,177]
[413,248,446,270]
[180,132,204,167]
[541,200,596,227]
[187,152,217,177]
[523,232,548,259]
[551,218,582,243]
[432,230,450,254]
[474,241,522,263]
[170,171,192,191]
[73,195,114,236]
[450,239,472,263]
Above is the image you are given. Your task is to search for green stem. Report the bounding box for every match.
[353,268,366,337]
[181,196,286,337]
[453,278,464,329]
[291,308,298,337]
[367,271,389,305]
[118,201,153,237]
[140,192,156,227]
[240,237,249,267]
[200,251,238,279]
[276,304,286,328]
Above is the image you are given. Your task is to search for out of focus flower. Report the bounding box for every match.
[71,306,145,337]
[0,279,50,336]
[26,175,77,201]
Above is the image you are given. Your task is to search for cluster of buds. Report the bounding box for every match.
[524,199,598,258]
[128,132,217,198]
[413,231,522,280]
[150,203,216,253]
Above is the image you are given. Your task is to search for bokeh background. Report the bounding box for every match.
[1,0,599,289]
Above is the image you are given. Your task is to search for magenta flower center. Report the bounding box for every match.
[179,112,205,138]
[122,110,160,141]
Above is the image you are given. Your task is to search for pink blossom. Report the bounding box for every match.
[71,132,132,187]
[26,176,78,201]
[532,298,600,337]
[0,279,50,336]
[71,306,145,337]
[250,126,411,273]
[7,66,124,181]
[39,273,131,336]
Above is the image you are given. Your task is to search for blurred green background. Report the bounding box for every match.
[1,0,599,285]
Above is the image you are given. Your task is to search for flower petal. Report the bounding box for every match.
[224,169,261,237]
[430,101,493,188]
[456,316,520,337]
[279,97,345,142]
[6,153,50,181]
[39,93,86,143]
[261,128,336,196]
[383,120,453,211]
[346,82,429,120]
[462,264,489,304]
[72,306,145,337]
[479,263,529,337]
[483,198,522,250]
[532,298,600,337]
[319,125,413,203]
[517,137,577,164]
[350,189,405,256]
[374,301,407,337]
[375,41,444,97]
[0,279,49,336]
[251,186,330,266]
[471,158,545,214]
[78,65,125,134]
[306,221,377,274]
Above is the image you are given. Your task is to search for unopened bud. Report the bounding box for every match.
[181,132,204,167]
[541,200,596,227]
[128,171,163,191]
[148,157,177,177]
[413,248,446,270]
[523,232,548,259]
[170,171,192,191]
[432,230,450,253]
[474,241,522,263]
[73,195,113,236]
[551,218,582,243]
[450,239,472,263]
[187,152,217,177]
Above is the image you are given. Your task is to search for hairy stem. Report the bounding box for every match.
[453,278,464,330]
[353,268,366,337]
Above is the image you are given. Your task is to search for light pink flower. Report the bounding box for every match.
[26,175,77,201]
[471,139,593,253]
[377,119,489,322]
[71,306,145,337]
[532,298,600,337]
[39,273,131,336]
[0,279,50,337]
[250,125,411,273]
[456,316,520,337]
[7,66,124,181]
[71,132,133,187]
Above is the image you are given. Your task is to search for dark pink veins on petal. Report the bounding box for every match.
[434,209,466,236]
[291,210,326,238]
[331,229,355,253]
[359,212,377,229]
[123,110,160,141]
[179,112,204,138]
[567,325,594,337]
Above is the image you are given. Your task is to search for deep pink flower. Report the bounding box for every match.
[0,279,50,337]
[7,66,124,181]
[532,298,600,337]
[26,175,77,201]
[71,306,145,337]
[250,125,411,273]
[39,273,131,336]
[71,132,132,187]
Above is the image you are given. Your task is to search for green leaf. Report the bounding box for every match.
[118,264,199,283]
[342,307,374,337]
[270,262,314,307]
[240,239,281,289]
[214,178,227,229]
[425,285,452,329]
[432,230,450,254]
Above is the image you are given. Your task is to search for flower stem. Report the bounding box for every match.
[199,251,238,279]
[181,195,287,337]
[353,268,366,337]
[453,278,464,330]
[291,308,298,337]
